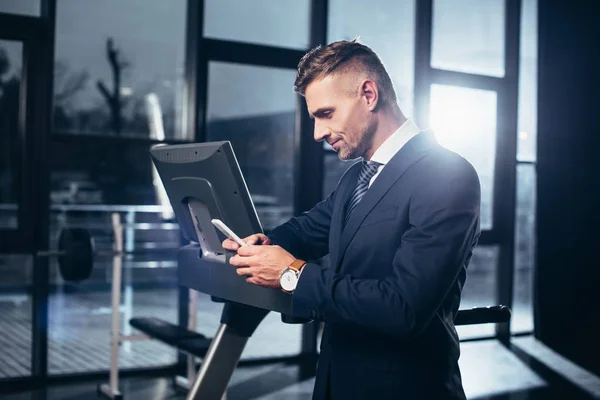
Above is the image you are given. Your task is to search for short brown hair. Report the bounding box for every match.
[294,39,397,107]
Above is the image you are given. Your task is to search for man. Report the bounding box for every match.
[223,39,481,399]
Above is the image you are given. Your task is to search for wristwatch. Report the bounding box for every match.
[279,259,307,293]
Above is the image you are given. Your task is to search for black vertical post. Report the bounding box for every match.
[535,0,600,376]
[413,0,433,128]
[297,0,327,379]
[178,0,206,370]
[495,0,520,342]
[31,0,56,382]
[186,0,207,143]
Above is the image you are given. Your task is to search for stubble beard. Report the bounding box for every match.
[338,122,376,161]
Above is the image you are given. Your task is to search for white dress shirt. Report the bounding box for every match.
[368,118,421,187]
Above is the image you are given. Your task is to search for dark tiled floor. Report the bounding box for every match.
[0,289,302,377]
[3,337,600,399]
[0,354,597,400]
[0,268,534,378]
[3,268,597,399]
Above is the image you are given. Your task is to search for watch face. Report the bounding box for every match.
[280,269,298,291]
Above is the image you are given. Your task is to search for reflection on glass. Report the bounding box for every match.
[206,62,297,232]
[0,254,32,378]
[432,0,505,77]
[429,84,497,230]
[204,0,310,50]
[53,0,187,139]
[0,40,23,229]
[511,164,535,333]
[517,0,537,162]
[48,208,179,374]
[206,62,302,358]
[457,246,499,339]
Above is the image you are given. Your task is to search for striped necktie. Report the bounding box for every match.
[344,160,382,226]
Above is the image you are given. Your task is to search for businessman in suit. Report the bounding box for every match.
[223,39,481,399]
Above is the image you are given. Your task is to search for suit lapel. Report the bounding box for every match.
[329,162,362,268]
[336,131,437,269]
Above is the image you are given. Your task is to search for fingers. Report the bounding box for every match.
[235,267,253,277]
[237,245,263,257]
[245,234,271,246]
[245,276,259,285]
[222,238,240,251]
[222,233,268,251]
[229,254,259,267]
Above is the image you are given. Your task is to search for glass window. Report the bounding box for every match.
[53,0,187,139]
[512,164,535,334]
[205,61,301,358]
[429,84,497,230]
[457,246,499,339]
[0,0,40,16]
[431,0,505,77]
[0,40,22,229]
[48,208,179,374]
[327,0,416,118]
[512,0,538,335]
[49,139,166,207]
[0,254,32,378]
[206,62,297,232]
[517,0,537,162]
[203,0,310,50]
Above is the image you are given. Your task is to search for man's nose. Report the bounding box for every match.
[314,122,330,142]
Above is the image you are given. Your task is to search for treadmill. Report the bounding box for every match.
[150,141,308,399]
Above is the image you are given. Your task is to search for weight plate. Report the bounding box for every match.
[58,228,94,282]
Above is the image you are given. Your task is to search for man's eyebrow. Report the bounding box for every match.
[310,107,333,118]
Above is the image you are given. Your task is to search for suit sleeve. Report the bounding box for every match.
[220,166,354,333]
[291,160,481,338]
[266,188,337,261]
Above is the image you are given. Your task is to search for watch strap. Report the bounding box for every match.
[289,259,307,272]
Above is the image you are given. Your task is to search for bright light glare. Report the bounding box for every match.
[429,84,497,156]
[519,131,528,140]
[146,93,174,220]
[428,84,497,230]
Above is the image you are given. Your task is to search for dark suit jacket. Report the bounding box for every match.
[267,131,481,399]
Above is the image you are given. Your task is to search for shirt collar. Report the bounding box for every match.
[369,118,421,166]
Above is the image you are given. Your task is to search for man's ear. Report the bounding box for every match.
[361,80,379,111]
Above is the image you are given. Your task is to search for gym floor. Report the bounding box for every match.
[0,268,535,377]
[2,339,599,399]
[4,272,600,399]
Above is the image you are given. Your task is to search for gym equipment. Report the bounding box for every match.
[150,142,306,400]
[95,213,212,400]
[36,226,179,282]
[454,305,511,325]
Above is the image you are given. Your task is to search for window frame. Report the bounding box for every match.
[414,0,522,341]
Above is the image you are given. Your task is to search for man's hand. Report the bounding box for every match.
[222,233,271,251]
[229,245,295,289]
